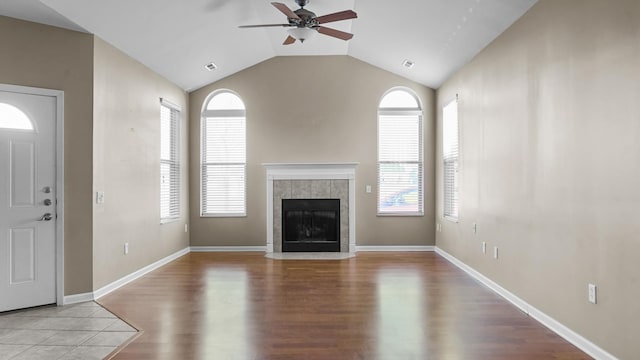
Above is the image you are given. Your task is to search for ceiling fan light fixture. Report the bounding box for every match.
[287,27,317,43]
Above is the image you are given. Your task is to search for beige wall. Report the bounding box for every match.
[189,56,435,247]
[0,16,94,295]
[92,38,189,289]
[1,16,190,295]
[436,1,640,358]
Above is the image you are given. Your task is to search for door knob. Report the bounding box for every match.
[39,213,53,221]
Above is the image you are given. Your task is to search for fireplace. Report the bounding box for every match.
[263,163,358,253]
[282,199,340,252]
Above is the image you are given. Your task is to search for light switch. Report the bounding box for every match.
[96,191,105,204]
[588,284,597,304]
[365,185,372,193]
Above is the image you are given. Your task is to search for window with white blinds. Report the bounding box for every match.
[443,98,459,220]
[378,89,423,215]
[201,90,246,216]
[160,99,180,222]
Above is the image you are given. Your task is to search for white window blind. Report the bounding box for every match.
[201,91,246,216]
[443,99,459,219]
[378,89,423,215]
[160,99,180,221]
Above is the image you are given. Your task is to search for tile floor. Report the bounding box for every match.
[0,301,137,360]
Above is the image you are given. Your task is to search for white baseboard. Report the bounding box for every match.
[190,246,267,252]
[435,247,618,360]
[92,247,190,300]
[63,292,94,305]
[356,245,435,252]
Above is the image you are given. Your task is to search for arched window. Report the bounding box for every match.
[201,90,246,216]
[0,103,34,131]
[377,88,423,215]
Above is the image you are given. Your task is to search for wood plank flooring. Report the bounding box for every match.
[98,252,591,360]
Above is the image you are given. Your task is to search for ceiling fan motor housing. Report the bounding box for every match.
[290,8,318,27]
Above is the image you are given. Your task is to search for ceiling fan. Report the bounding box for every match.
[239,0,358,45]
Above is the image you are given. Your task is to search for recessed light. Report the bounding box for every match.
[402,59,415,69]
[204,62,217,71]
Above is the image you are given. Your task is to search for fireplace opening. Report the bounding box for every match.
[282,199,340,252]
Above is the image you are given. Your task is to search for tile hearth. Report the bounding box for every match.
[265,252,355,260]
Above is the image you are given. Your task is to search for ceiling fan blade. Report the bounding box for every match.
[315,10,358,24]
[317,26,354,41]
[283,36,296,45]
[239,24,293,28]
[271,2,301,20]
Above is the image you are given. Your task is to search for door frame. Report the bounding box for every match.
[0,83,65,306]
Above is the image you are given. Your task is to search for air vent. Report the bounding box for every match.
[204,62,217,71]
[402,59,415,69]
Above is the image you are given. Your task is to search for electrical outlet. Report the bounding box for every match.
[588,284,597,304]
[184,224,188,233]
[124,242,129,255]
[493,246,499,259]
[482,242,487,254]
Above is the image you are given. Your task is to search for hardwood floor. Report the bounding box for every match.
[98,252,591,360]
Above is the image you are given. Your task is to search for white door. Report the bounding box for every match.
[0,89,57,312]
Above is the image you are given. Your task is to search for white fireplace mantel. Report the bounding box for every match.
[264,163,358,253]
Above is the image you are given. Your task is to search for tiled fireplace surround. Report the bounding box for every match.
[264,163,357,253]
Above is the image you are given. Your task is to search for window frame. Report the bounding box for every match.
[159,98,181,224]
[200,89,247,217]
[442,97,459,222]
[377,88,424,217]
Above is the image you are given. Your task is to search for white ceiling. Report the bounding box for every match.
[0,0,85,32]
[1,0,537,92]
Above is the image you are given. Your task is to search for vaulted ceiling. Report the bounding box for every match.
[0,0,537,91]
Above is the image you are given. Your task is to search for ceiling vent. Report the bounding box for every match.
[402,59,415,69]
[204,62,217,71]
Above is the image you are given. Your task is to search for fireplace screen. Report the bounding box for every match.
[282,199,340,252]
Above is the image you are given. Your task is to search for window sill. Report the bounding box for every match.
[443,215,459,223]
[201,214,247,218]
[377,212,424,217]
[160,217,180,225]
